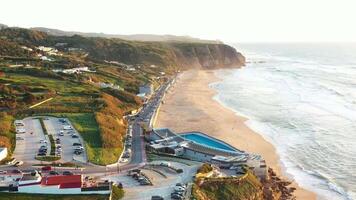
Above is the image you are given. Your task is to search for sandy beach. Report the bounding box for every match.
[155,69,316,200]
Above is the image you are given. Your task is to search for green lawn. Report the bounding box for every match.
[51,113,118,165]
[0,193,109,200]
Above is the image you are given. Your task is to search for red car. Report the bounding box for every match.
[41,165,52,171]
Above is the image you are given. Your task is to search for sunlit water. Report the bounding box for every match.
[211,43,356,200]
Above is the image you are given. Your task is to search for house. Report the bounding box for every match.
[0,148,7,161]
[98,82,122,90]
[40,56,52,61]
[52,67,95,74]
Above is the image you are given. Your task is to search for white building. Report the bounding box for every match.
[0,148,8,161]
[52,67,95,74]
[98,82,122,90]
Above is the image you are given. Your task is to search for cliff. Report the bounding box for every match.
[171,42,245,69]
[0,28,245,69]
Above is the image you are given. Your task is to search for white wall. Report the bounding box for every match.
[0,148,8,161]
[18,185,81,194]
[18,184,111,195]
[183,149,212,162]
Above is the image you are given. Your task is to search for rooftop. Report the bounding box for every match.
[41,175,82,188]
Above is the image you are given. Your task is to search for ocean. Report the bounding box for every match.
[211,43,356,200]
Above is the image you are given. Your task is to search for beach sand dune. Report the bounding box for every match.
[155,69,316,200]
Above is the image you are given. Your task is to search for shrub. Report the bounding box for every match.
[197,163,213,174]
[112,184,125,200]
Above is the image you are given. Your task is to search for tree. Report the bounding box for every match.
[23,92,36,104]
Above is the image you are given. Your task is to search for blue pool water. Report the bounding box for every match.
[181,132,236,152]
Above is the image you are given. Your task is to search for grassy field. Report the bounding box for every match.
[64,113,102,164]
[0,193,109,200]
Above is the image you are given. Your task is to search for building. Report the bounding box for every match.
[52,67,95,74]
[147,128,248,167]
[0,172,111,195]
[98,82,122,90]
[147,128,267,179]
[0,148,7,161]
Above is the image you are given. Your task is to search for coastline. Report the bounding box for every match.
[155,69,316,200]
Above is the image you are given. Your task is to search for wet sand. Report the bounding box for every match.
[155,69,316,200]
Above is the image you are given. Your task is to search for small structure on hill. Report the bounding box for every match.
[0,148,8,161]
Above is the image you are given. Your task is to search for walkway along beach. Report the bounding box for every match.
[155,70,316,200]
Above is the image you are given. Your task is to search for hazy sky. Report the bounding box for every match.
[1,0,356,42]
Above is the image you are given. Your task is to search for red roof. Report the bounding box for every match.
[60,182,82,189]
[41,175,82,188]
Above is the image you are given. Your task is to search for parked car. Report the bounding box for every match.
[41,166,52,171]
[159,161,171,167]
[7,158,17,165]
[74,150,82,155]
[73,143,82,146]
[62,171,73,175]
[75,146,83,151]
[11,169,22,174]
[58,132,64,136]
[171,194,183,200]
[174,186,185,192]
[72,135,79,138]
[176,183,186,189]
[49,171,59,175]
[0,170,7,174]
[16,137,24,140]
[13,161,23,167]
[40,140,47,144]
[151,196,164,200]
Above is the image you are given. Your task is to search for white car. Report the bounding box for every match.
[160,161,171,167]
[75,146,83,150]
[120,158,129,163]
[13,161,24,167]
[174,186,185,192]
[40,140,47,143]
[16,137,24,140]
[16,128,26,134]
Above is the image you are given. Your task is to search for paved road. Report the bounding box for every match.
[127,79,174,167]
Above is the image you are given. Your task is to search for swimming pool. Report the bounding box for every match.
[180,132,236,152]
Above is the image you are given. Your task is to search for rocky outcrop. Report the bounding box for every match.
[171,43,245,69]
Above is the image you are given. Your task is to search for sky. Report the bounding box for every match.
[1,0,356,43]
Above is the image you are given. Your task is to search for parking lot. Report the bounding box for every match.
[13,116,87,165]
[106,161,198,200]
[43,117,87,163]
[13,118,48,165]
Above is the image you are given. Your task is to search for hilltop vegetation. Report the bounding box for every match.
[0,27,245,69]
[0,27,244,165]
[192,171,263,200]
